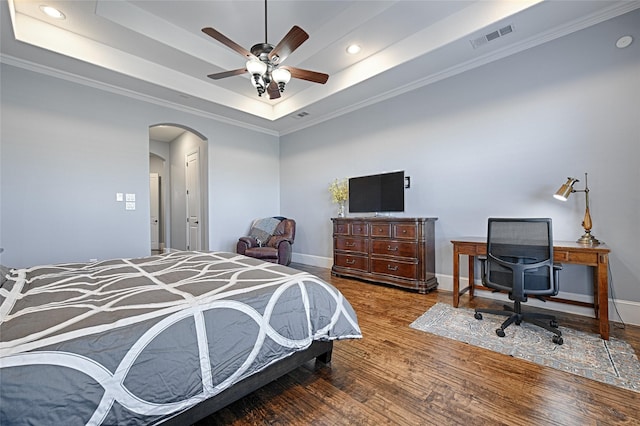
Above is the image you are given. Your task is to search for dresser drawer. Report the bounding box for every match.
[371,258,417,280]
[393,223,418,240]
[335,237,368,253]
[334,221,349,236]
[371,223,391,238]
[335,253,368,272]
[371,240,418,258]
[351,222,369,236]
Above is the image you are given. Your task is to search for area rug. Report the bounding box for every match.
[410,303,640,393]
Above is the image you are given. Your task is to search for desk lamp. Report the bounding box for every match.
[553,172,600,245]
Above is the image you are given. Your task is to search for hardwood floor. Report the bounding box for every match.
[195,264,640,425]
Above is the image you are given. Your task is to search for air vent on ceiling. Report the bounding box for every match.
[470,24,514,49]
[291,111,310,120]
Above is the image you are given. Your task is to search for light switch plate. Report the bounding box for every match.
[116,193,124,202]
[125,202,136,210]
[126,193,136,202]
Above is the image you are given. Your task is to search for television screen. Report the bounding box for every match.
[348,171,405,213]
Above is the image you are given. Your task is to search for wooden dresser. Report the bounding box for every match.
[331,217,438,293]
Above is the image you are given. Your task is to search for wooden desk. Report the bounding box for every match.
[451,237,611,340]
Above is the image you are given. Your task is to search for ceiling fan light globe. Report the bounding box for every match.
[246,59,267,76]
[272,68,291,84]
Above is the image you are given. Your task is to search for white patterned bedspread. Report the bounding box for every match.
[0,251,361,425]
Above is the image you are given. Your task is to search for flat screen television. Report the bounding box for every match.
[348,171,405,214]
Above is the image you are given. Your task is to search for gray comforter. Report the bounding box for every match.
[0,251,361,425]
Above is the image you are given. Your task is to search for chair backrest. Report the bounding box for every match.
[271,218,296,242]
[484,218,557,301]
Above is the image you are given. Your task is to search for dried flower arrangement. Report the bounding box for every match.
[328,178,348,204]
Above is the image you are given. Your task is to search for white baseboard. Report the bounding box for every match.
[291,253,640,327]
[291,253,333,269]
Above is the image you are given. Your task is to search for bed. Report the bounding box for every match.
[0,251,362,425]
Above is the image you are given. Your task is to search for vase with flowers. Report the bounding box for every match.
[329,178,348,217]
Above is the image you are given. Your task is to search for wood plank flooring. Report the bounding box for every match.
[195,264,640,425]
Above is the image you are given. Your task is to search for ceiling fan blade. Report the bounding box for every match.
[202,27,254,59]
[267,80,281,99]
[283,66,329,84]
[207,68,247,80]
[268,26,309,64]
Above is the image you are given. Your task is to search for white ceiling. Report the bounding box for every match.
[2,0,638,139]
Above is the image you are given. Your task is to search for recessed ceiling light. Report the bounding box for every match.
[40,5,66,20]
[616,35,633,49]
[346,44,361,55]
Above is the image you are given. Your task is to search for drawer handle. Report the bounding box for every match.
[387,245,398,252]
[378,228,384,232]
[346,259,356,265]
[402,230,407,234]
[345,242,356,247]
[387,265,398,271]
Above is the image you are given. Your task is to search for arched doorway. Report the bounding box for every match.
[149,124,209,253]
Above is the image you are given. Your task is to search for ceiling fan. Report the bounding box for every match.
[202,0,329,100]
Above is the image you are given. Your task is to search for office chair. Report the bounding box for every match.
[474,218,564,345]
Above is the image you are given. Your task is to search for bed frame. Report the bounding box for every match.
[158,340,333,425]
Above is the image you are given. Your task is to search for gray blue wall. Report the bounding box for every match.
[1,64,280,267]
[280,9,640,322]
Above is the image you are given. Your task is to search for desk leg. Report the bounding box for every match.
[468,255,475,299]
[596,254,610,340]
[453,247,460,308]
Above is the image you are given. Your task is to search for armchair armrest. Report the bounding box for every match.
[268,235,293,248]
[274,239,293,266]
[237,236,259,255]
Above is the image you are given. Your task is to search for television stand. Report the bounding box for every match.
[331,217,438,293]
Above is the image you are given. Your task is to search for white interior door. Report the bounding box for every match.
[150,173,160,251]
[186,151,201,251]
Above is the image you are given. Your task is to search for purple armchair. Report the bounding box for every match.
[237,218,296,266]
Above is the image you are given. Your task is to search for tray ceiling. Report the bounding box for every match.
[1,1,637,135]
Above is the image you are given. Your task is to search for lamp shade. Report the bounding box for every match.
[246,59,267,76]
[553,177,578,201]
[272,67,291,84]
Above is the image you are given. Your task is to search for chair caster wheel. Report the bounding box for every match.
[474,312,483,320]
[496,329,506,337]
[550,320,558,328]
[552,336,563,345]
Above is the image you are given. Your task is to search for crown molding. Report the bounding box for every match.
[279,1,640,136]
[0,54,279,137]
